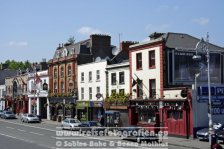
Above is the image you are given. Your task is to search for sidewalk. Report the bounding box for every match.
[166,136,224,149]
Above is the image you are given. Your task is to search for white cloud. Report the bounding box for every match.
[77,26,102,36]
[8,41,28,47]
[142,37,150,42]
[193,17,209,25]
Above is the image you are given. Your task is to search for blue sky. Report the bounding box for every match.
[0,0,223,63]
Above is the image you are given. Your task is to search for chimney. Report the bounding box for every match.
[62,43,64,47]
[149,32,164,40]
[59,44,61,48]
[120,41,138,52]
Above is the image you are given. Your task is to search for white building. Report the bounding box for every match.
[106,61,130,96]
[27,70,50,119]
[77,60,107,121]
[0,85,5,110]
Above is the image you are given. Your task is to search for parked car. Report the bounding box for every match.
[196,123,224,141]
[215,127,224,143]
[0,110,4,118]
[80,121,107,135]
[1,111,16,119]
[21,113,40,123]
[61,118,82,130]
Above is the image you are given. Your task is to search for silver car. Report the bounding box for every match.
[1,111,16,119]
[61,118,82,130]
[21,113,40,123]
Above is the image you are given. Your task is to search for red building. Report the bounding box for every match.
[128,32,223,138]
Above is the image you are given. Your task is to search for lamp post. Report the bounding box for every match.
[192,33,213,148]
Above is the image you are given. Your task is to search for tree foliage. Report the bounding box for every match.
[1,60,31,70]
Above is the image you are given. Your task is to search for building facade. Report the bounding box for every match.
[48,34,114,121]
[77,60,107,121]
[27,70,49,119]
[129,32,224,138]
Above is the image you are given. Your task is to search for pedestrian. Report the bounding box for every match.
[100,115,104,126]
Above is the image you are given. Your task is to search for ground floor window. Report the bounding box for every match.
[167,110,183,120]
[139,110,156,123]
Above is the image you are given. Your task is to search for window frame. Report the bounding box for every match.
[81,72,84,82]
[149,50,156,68]
[96,70,100,81]
[119,72,125,85]
[111,73,116,85]
[81,87,84,99]
[136,53,142,70]
[89,87,92,100]
[68,65,71,76]
[149,79,156,98]
[89,71,92,82]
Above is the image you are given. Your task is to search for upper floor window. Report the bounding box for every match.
[68,65,71,76]
[61,82,64,92]
[136,53,142,70]
[89,87,92,100]
[119,89,125,95]
[111,73,116,85]
[149,50,155,68]
[54,68,57,78]
[137,79,143,98]
[89,71,92,82]
[81,87,84,99]
[119,72,125,84]
[60,67,64,77]
[149,79,156,98]
[97,86,100,94]
[111,89,116,95]
[96,70,100,81]
[81,72,84,82]
[54,82,57,93]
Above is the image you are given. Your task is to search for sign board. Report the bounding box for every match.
[211,107,224,115]
[197,86,224,102]
[96,93,102,99]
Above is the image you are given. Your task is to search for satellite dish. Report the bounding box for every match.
[95,57,101,62]
[112,47,120,55]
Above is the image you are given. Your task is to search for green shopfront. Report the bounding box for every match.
[76,101,90,121]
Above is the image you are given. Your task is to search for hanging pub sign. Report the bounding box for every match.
[43,83,48,90]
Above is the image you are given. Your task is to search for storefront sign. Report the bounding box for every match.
[76,101,89,109]
[90,101,103,107]
[197,86,224,102]
[212,107,224,115]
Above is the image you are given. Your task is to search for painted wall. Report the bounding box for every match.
[131,46,161,99]
[107,62,130,96]
[0,85,5,110]
[78,61,107,101]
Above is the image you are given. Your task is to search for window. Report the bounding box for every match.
[89,87,92,100]
[119,72,125,84]
[119,89,125,95]
[137,80,143,98]
[60,67,64,77]
[54,82,57,93]
[111,89,116,95]
[68,65,71,76]
[136,53,142,70]
[97,87,100,94]
[149,50,155,68]
[89,71,92,82]
[167,110,183,120]
[111,73,116,85]
[81,72,84,82]
[54,68,57,78]
[149,79,156,98]
[96,70,100,81]
[61,82,64,92]
[81,88,84,99]
[139,111,156,123]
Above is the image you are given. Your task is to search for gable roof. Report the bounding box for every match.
[0,70,17,85]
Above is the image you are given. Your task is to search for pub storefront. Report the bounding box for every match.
[76,101,89,121]
[128,100,160,132]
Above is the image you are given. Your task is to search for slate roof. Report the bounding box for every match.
[0,70,17,85]
[109,50,129,64]
[164,32,224,52]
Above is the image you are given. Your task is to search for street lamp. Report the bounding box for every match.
[192,33,213,148]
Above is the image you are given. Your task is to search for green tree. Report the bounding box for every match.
[67,36,75,44]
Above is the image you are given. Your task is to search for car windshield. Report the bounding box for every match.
[70,119,80,123]
[28,114,35,117]
[6,112,12,114]
[89,122,102,127]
